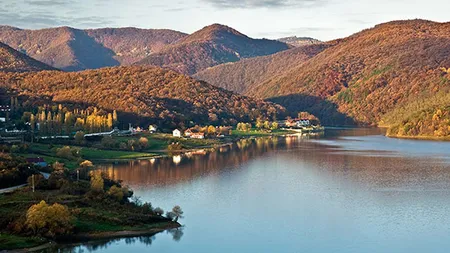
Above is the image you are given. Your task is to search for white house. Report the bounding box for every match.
[149,125,157,133]
[173,129,181,138]
[190,132,205,139]
[296,119,311,127]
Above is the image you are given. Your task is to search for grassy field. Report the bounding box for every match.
[0,233,47,250]
[80,148,157,160]
[0,185,178,250]
[16,130,294,170]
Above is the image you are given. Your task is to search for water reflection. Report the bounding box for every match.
[52,228,185,253]
[65,129,450,253]
[97,137,290,188]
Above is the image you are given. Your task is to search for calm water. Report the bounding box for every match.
[60,129,450,253]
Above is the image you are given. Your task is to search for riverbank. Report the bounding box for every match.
[386,133,450,141]
[13,130,298,170]
[0,173,182,251]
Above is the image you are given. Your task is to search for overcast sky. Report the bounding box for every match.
[0,0,449,41]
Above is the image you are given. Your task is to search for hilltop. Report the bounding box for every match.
[135,24,290,75]
[0,26,186,71]
[0,66,285,127]
[278,36,322,47]
[0,42,55,72]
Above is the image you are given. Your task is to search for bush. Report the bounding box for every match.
[138,137,149,149]
[153,207,164,216]
[26,200,74,237]
[108,185,124,201]
[89,171,104,192]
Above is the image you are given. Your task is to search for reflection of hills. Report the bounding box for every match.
[98,135,450,190]
[98,138,284,187]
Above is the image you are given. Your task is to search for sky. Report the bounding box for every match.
[0,0,449,41]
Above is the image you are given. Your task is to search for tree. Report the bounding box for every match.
[263,121,270,130]
[108,185,124,201]
[171,206,184,222]
[101,136,116,148]
[89,171,104,192]
[256,118,264,129]
[207,125,216,135]
[271,122,279,130]
[26,200,73,237]
[153,207,164,216]
[80,160,93,169]
[56,146,74,160]
[138,137,149,149]
[74,131,85,145]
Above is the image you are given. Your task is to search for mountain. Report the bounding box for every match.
[278,36,322,47]
[85,28,187,65]
[0,66,285,127]
[193,44,329,94]
[193,44,328,94]
[135,24,290,75]
[0,26,187,71]
[0,42,55,72]
[244,20,450,127]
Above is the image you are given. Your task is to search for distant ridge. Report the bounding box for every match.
[135,24,290,75]
[278,36,322,47]
[0,26,187,71]
[0,42,55,72]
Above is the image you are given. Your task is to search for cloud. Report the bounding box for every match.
[202,0,326,9]
[25,0,75,6]
[0,10,114,29]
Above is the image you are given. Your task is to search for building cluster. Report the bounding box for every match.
[172,126,231,139]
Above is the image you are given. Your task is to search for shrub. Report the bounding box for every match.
[89,171,104,192]
[108,185,124,201]
[26,200,74,237]
[153,207,164,216]
[138,137,149,149]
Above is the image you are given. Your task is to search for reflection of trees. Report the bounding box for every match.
[54,234,158,252]
[97,137,291,187]
[168,228,184,242]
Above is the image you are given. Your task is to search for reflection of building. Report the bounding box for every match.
[173,129,181,138]
[172,155,182,164]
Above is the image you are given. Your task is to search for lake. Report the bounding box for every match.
[58,129,450,253]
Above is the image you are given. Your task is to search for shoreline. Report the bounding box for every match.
[6,222,181,252]
[386,134,450,142]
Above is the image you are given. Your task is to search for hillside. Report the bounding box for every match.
[0,42,55,72]
[0,26,186,71]
[245,20,450,127]
[85,28,187,65]
[194,44,329,94]
[135,24,290,75]
[278,36,322,47]
[0,66,285,127]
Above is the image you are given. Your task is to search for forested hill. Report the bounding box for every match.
[135,24,290,75]
[0,42,55,72]
[0,66,285,127]
[0,26,187,71]
[243,20,450,127]
[194,44,329,94]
